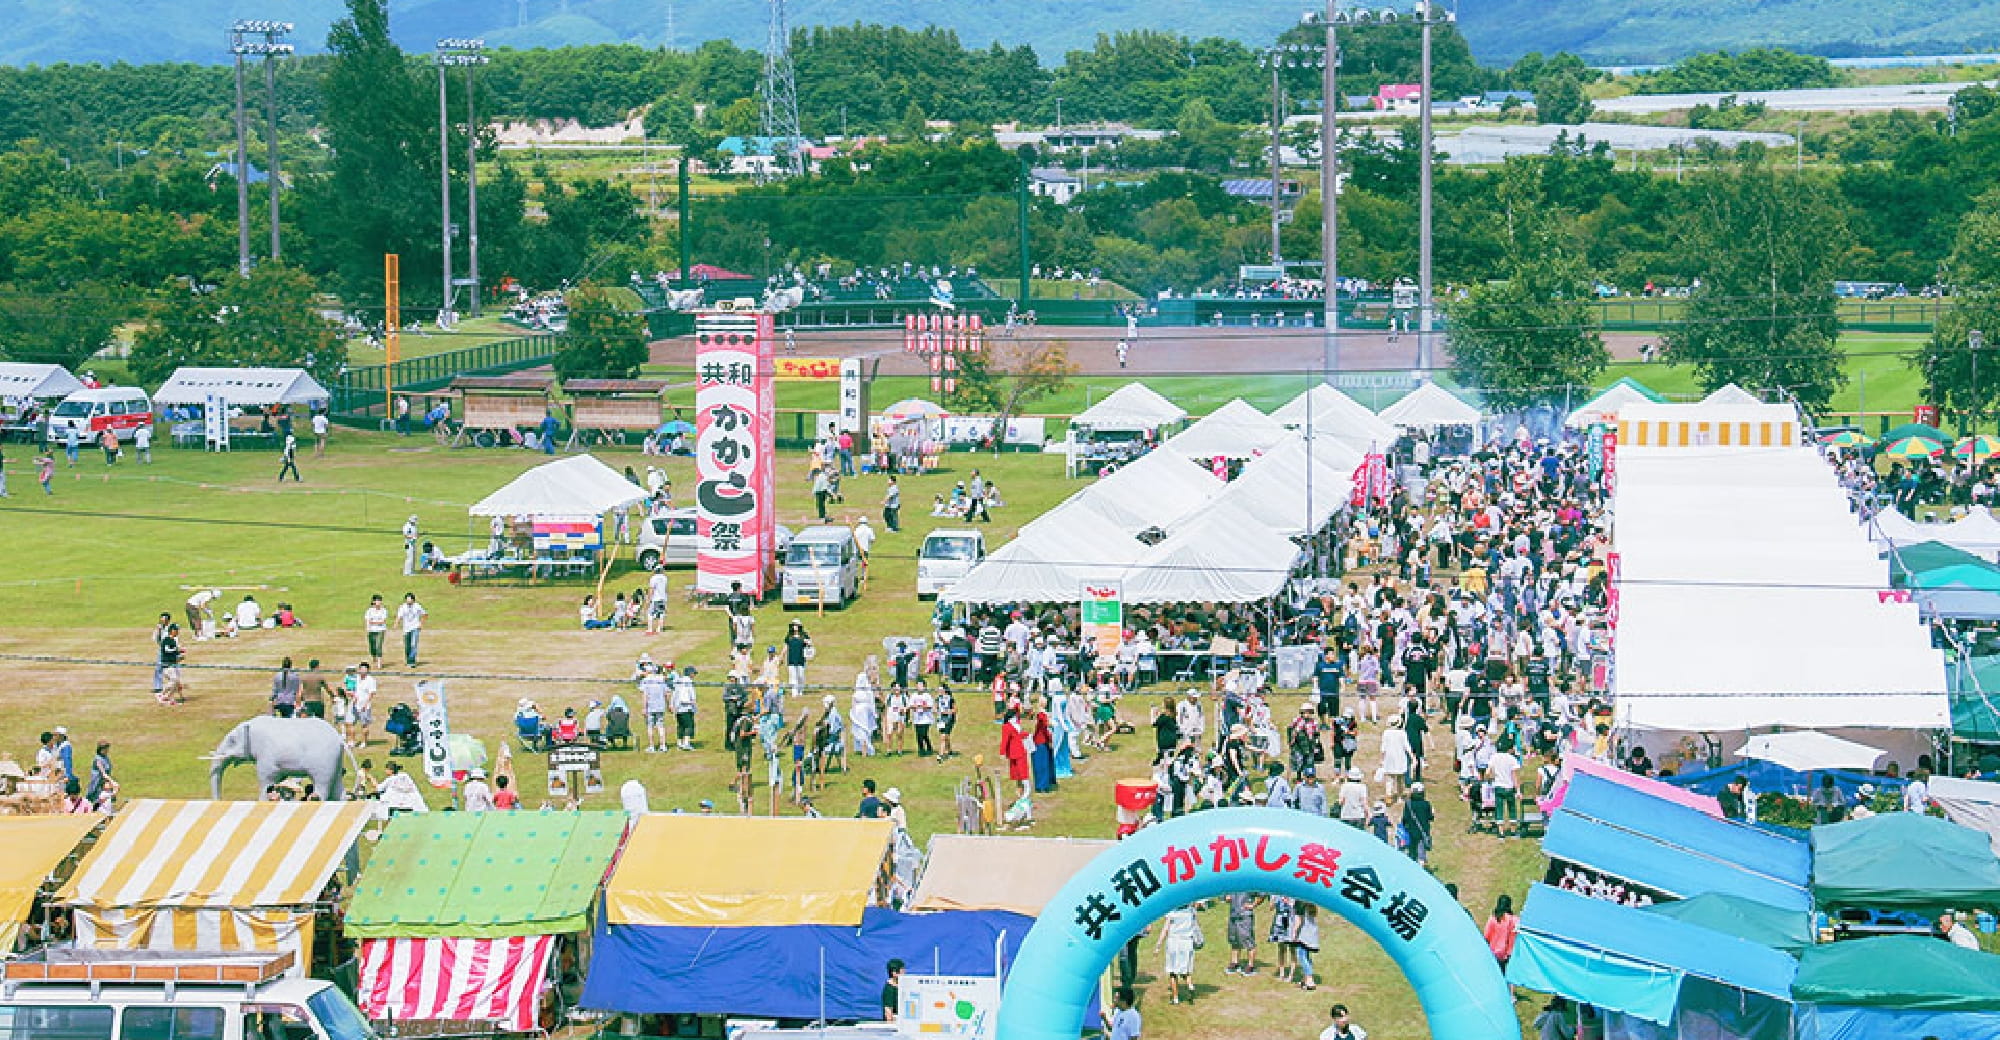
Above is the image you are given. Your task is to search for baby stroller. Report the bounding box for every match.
[384,703,420,757]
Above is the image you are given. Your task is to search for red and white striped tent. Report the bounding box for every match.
[345,811,629,1032]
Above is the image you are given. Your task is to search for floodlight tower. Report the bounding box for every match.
[760,0,804,177]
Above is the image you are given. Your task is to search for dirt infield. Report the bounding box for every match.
[650,324,1656,377]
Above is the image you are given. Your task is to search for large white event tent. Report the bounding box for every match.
[0,363,84,402]
[1614,390,1800,449]
[1210,434,1358,538]
[1868,507,2000,563]
[1121,498,1302,604]
[469,454,648,520]
[1077,447,1224,532]
[1612,444,1948,736]
[151,367,332,408]
[1069,383,1186,431]
[1269,384,1399,453]
[1163,398,1289,459]
[942,539,1090,605]
[1377,381,1480,430]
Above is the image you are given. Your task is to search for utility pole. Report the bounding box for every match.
[1270,56,1284,264]
[1017,153,1032,305]
[436,49,454,325]
[678,156,693,281]
[1414,2,1451,374]
[1319,1,1341,376]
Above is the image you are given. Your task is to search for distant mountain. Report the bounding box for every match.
[1,0,1996,68]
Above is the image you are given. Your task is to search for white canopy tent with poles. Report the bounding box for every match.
[1269,384,1399,454]
[1163,398,1290,460]
[151,367,332,409]
[1377,381,1481,430]
[469,455,649,520]
[0,363,84,402]
[1069,383,1186,431]
[1121,498,1302,605]
[1209,434,1356,538]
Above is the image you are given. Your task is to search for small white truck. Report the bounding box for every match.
[0,949,376,1040]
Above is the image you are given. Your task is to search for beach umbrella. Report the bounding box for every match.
[1821,430,1872,449]
[1955,435,2000,463]
[654,420,696,436]
[1883,435,1945,461]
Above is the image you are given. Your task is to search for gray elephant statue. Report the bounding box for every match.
[208,716,347,801]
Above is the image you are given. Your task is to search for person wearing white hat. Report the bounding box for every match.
[1176,689,1205,749]
[401,515,420,576]
[462,768,496,812]
[881,787,907,831]
[1336,768,1369,825]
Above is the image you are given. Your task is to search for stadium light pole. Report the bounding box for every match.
[230,21,293,275]
[441,41,490,317]
[1412,1,1453,375]
[1316,4,1341,377]
[435,39,486,325]
[1259,43,1325,268]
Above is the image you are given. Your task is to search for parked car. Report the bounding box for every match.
[46,386,151,445]
[917,528,985,598]
[781,525,863,608]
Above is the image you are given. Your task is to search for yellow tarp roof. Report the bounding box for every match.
[907,835,1115,917]
[0,815,103,944]
[58,800,369,910]
[605,816,894,927]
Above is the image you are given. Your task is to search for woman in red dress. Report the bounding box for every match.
[999,707,1031,799]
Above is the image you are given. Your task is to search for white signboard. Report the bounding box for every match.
[940,416,1047,446]
[897,975,1000,1039]
[839,357,864,433]
[414,680,452,789]
[204,393,230,452]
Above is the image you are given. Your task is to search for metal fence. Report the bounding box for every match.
[330,334,562,420]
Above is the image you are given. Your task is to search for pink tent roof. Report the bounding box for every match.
[1541,754,1724,819]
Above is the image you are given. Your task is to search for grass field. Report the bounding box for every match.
[0,430,1544,1039]
[342,314,549,366]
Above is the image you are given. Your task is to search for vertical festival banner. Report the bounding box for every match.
[414,680,452,790]
[1080,582,1124,659]
[1600,425,1618,498]
[695,311,775,596]
[839,357,864,434]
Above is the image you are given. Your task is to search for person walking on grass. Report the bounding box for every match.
[1156,904,1201,1005]
[134,422,151,464]
[883,475,901,532]
[37,451,55,494]
[156,624,187,705]
[396,592,426,668]
[276,434,301,482]
[363,595,388,669]
[1224,891,1260,976]
[311,410,328,457]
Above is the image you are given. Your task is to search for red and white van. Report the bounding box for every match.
[47,387,152,444]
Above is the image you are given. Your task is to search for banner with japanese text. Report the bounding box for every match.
[839,358,864,434]
[415,680,452,790]
[695,311,775,596]
[1080,582,1123,659]
[1601,425,1618,497]
[774,356,842,381]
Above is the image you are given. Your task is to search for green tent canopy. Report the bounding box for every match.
[1907,563,2000,594]
[1643,892,1814,955]
[346,810,629,939]
[1882,422,1950,445]
[1888,541,1999,585]
[1809,812,2000,913]
[1793,934,2000,1011]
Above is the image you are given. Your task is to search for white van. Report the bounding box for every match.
[782,526,863,608]
[635,508,699,571]
[46,387,152,445]
[917,529,985,598]
[0,950,376,1040]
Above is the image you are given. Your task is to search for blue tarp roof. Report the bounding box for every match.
[1520,884,1799,997]
[1562,772,1811,885]
[580,908,1059,1022]
[1544,810,1814,911]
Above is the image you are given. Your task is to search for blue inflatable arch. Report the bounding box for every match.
[995,807,1515,1040]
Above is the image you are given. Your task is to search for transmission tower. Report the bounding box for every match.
[759,0,803,177]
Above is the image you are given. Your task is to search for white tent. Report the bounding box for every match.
[1377,381,1480,430]
[1735,731,1886,773]
[1943,509,2000,559]
[151,367,331,408]
[468,454,647,519]
[1070,383,1186,432]
[1081,448,1223,532]
[1013,499,1148,578]
[1865,507,2000,563]
[1703,383,1764,406]
[1121,498,1301,604]
[1928,776,2000,858]
[1613,446,1948,734]
[1565,380,1659,428]
[1269,384,1399,452]
[1163,398,1289,459]
[0,363,83,401]
[943,540,1086,605]
[1210,435,1353,537]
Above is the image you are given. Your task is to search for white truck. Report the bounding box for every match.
[0,949,376,1040]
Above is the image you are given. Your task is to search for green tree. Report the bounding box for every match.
[128,264,344,385]
[0,280,127,371]
[946,337,1077,439]
[553,285,646,381]
[1664,168,1851,409]
[1534,70,1593,125]
[1443,162,1606,410]
[1919,190,2000,430]
[1173,98,1242,171]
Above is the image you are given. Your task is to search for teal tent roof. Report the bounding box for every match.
[1794,934,2000,1011]
[1882,422,1949,444]
[1810,811,2000,912]
[1888,540,1998,584]
[1644,892,1814,955]
[1603,376,1665,402]
[1908,563,2000,594]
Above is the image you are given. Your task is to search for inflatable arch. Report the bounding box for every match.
[995,807,1515,1040]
